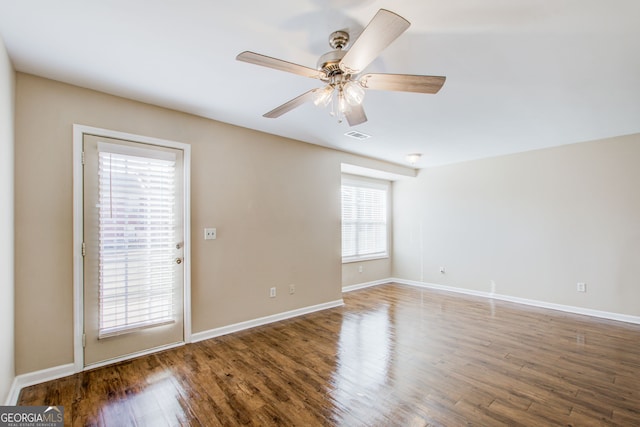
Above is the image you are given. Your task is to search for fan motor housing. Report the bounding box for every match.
[317,49,347,77]
[317,30,351,77]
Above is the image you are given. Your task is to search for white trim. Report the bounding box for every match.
[394,278,491,299]
[192,299,344,343]
[342,175,390,190]
[10,300,342,400]
[340,163,415,181]
[183,144,192,342]
[390,278,640,325]
[72,126,84,373]
[5,364,75,405]
[343,278,640,325]
[342,279,391,293]
[5,378,19,405]
[11,277,639,403]
[73,124,193,371]
[489,292,640,324]
[83,342,184,371]
[342,254,389,264]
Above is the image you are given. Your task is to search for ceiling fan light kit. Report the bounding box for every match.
[236,9,446,126]
[312,74,366,124]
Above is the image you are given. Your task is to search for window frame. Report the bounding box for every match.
[341,175,390,263]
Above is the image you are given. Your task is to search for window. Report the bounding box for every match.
[341,176,389,262]
[97,144,178,338]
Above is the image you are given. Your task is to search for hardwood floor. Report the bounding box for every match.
[19,283,640,426]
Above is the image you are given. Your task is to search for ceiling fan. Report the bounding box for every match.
[236,9,446,126]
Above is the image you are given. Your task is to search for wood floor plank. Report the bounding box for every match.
[18,283,640,426]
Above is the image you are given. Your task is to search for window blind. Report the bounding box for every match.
[97,147,176,338]
[342,178,388,261]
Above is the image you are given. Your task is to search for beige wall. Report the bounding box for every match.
[13,73,411,375]
[342,258,391,287]
[393,133,640,316]
[0,35,15,403]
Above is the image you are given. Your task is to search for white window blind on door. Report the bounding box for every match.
[342,177,389,261]
[97,143,177,338]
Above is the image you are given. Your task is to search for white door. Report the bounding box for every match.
[83,134,185,366]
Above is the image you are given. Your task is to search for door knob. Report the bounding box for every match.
[175,258,183,265]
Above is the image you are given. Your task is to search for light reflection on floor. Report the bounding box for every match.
[98,370,188,426]
[21,284,640,425]
[331,304,393,424]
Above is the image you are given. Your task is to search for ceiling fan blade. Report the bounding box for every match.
[339,9,410,75]
[345,103,368,126]
[263,89,319,118]
[236,51,324,79]
[360,73,446,94]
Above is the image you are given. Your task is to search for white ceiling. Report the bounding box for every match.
[1,0,639,168]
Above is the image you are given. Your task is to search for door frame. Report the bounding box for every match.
[73,124,192,372]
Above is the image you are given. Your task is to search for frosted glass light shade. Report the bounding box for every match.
[313,85,334,107]
[343,81,365,106]
[337,91,350,114]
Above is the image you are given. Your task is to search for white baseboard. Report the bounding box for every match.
[7,300,344,403]
[392,278,498,299]
[390,278,640,325]
[5,363,75,405]
[10,279,637,404]
[342,278,391,293]
[4,378,18,406]
[191,299,345,343]
[343,277,640,325]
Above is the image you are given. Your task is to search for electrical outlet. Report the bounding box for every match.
[289,284,295,295]
[270,287,276,298]
[439,266,446,274]
[204,228,217,240]
[358,265,363,273]
[577,282,586,292]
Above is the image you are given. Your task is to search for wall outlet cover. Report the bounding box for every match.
[204,228,217,240]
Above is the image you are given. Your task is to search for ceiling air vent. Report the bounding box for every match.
[344,130,371,140]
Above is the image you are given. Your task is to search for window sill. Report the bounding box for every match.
[342,254,389,264]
